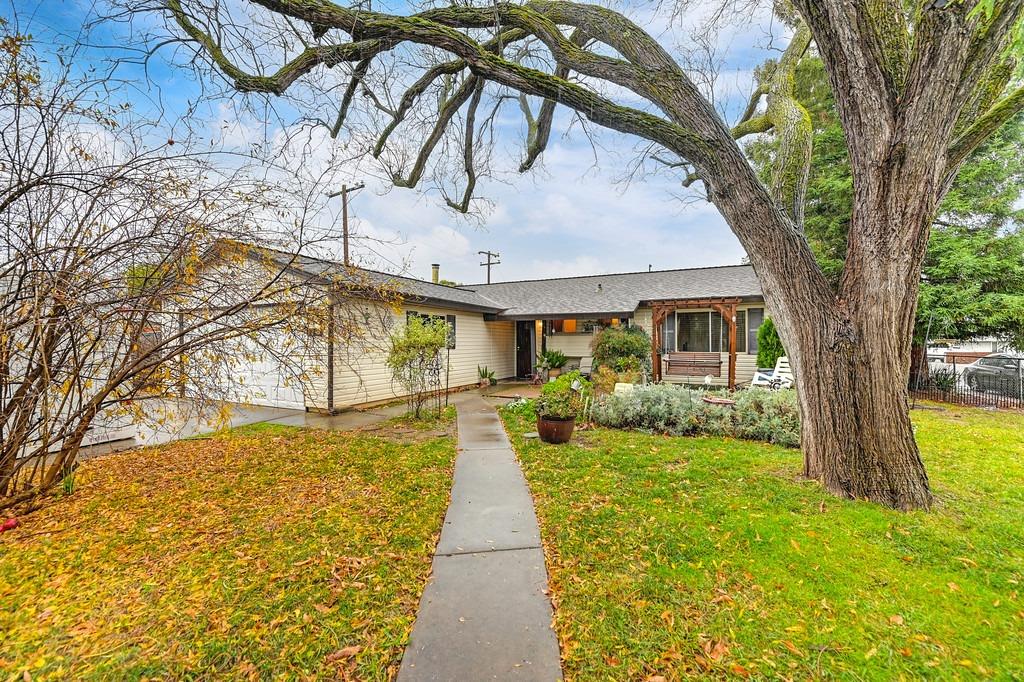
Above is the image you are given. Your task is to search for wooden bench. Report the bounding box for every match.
[663,352,722,378]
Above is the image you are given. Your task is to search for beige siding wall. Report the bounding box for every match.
[332,302,515,409]
[546,332,595,360]
[636,304,765,387]
[304,341,330,411]
[633,308,653,335]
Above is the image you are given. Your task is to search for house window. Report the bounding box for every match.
[662,311,676,352]
[579,319,612,333]
[710,311,747,353]
[747,307,764,355]
[406,311,456,349]
[678,312,711,352]
[550,319,613,334]
[678,310,748,354]
[446,314,456,349]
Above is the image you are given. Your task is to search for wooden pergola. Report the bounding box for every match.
[650,297,743,388]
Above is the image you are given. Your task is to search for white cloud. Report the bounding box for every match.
[209,100,265,149]
[514,255,610,281]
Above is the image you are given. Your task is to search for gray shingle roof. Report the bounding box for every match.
[256,248,505,313]
[249,243,762,318]
[464,265,763,318]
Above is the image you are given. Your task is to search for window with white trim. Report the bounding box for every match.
[406,311,456,349]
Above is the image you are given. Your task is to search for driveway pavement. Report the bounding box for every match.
[79,399,410,459]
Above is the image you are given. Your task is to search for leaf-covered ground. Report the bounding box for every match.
[502,404,1024,680]
[0,414,457,680]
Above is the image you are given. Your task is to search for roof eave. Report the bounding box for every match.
[638,294,764,306]
[495,310,637,321]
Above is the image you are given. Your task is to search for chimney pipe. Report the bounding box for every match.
[431,263,440,284]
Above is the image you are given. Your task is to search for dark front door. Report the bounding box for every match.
[515,321,534,377]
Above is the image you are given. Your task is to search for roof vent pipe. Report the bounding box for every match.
[431,263,440,284]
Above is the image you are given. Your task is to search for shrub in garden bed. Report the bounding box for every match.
[591,326,652,378]
[591,384,800,447]
[536,370,593,423]
[592,365,642,394]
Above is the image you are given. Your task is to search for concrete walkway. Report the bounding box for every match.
[398,395,562,681]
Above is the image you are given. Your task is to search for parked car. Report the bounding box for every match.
[962,353,1023,396]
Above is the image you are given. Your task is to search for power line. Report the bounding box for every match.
[478,250,500,284]
[326,182,365,266]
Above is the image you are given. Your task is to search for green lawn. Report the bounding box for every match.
[0,414,456,680]
[503,404,1024,680]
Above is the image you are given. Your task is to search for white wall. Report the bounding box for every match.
[332,302,515,409]
[546,332,596,360]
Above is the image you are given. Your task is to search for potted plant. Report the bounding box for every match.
[535,371,591,444]
[539,349,568,379]
[477,365,496,388]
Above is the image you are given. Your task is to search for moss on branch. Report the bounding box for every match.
[948,84,1024,166]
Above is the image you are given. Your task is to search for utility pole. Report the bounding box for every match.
[326,182,364,266]
[478,250,500,284]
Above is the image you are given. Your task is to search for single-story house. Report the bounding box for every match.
[228,247,768,411]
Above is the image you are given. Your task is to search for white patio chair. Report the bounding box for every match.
[751,356,794,389]
[578,356,593,377]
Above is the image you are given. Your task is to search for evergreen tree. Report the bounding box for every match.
[750,57,1024,350]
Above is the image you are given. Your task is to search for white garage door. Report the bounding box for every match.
[231,354,306,410]
[219,329,308,410]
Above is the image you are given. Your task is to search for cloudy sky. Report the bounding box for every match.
[10,0,789,285]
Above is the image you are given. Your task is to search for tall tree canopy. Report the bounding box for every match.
[137,0,1024,509]
[749,56,1024,351]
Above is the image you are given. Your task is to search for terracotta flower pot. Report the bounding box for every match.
[549,367,562,379]
[537,415,575,444]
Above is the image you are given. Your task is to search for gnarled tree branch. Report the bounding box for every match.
[948,84,1024,167]
[167,0,387,95]
[445,79,485,213]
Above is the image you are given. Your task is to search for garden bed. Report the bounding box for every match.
[591,384,800,447]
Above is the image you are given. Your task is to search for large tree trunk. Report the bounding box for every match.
[788,311,932,510]
[767,273,934,509]
[767,257,934,509]
[709,144,936,510]
[775,155,938,509]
